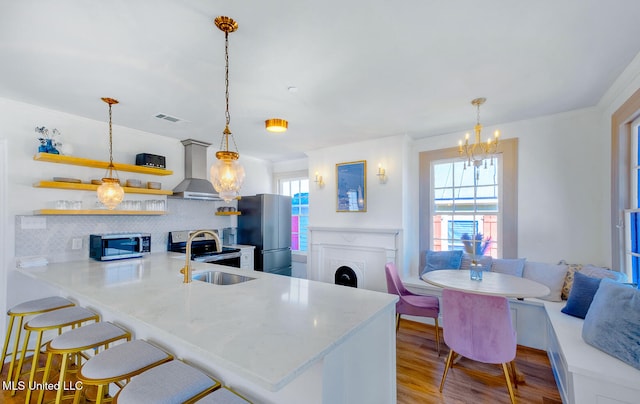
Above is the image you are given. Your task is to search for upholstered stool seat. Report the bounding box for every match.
[75,339,173,404]
[14,306,99,403]
[195,387,252,404]
[114,360,221,404]
[38,321,131,404]
[1,296,75,383]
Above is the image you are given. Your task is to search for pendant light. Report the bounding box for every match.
[96,97,125,210]
[210,16,245,203]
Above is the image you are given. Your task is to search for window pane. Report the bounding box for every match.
[299,215,308,251]
[433,164,453,188]
[631,212,640,255]
[431,157,500,258]
[278,176,310,252]
[637,127,640,166]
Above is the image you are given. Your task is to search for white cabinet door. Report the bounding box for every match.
[239,246,255,270]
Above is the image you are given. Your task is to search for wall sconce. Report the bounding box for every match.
[314,172,325,188]
[377,163,387,184]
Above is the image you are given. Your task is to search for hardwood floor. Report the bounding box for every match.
[396,319,562,404]
[1,319,562,403]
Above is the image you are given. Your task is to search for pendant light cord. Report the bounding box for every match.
[219,28,239,154]
[225,31,230,127]
[108,102,114,169]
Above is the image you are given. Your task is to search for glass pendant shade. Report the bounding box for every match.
[97,97,124,210]
[210,17,245,202]
[97,176,124,210]
[210,153,245,202]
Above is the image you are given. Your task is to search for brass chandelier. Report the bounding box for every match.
[458,97,500,169]
[96,97,125,210]
[210,16,245,203]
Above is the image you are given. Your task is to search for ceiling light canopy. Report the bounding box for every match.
[209,16,245,203]
[96,97,125,210]
[265,118,288,133]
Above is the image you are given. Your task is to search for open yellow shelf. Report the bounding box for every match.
[34,181,173,195]
[33,153,173,176]
[34,209,167,216]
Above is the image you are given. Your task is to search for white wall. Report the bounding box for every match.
[304,111,613,279]
[306,134,407,230]
[0,97,272,321]
[0,97,186,215]
[234,154,273,197]
[412,108,608,270]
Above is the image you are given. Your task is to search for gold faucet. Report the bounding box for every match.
[180,230,222,283]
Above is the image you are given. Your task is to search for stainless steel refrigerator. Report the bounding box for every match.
[237,194,292,276]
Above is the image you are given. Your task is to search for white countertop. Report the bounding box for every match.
[18,253,397,392]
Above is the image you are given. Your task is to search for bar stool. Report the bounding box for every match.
[1,296,75,383]
[195,387,253,403]
[13,306,99,403]
[113,360,221,404]
[74,339,173,404]
[37,321,131,404]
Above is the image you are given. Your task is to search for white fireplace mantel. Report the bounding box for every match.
[308,227,402,292]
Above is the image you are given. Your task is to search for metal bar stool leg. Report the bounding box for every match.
[4,315,22,384]
[11,307,99,403]
[2,296,74,384]
[37,322,131,404]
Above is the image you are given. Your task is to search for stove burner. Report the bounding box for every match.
[168,230,242,265]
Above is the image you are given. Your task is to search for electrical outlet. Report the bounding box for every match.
[72,238,82,250]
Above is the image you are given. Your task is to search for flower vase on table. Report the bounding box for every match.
[470,260,483,281]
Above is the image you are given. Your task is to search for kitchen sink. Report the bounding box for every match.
[192,270,255,285]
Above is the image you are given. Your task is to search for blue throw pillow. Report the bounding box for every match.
[582,278,640,371]
[422,250,463,276]
[561,271,602,319]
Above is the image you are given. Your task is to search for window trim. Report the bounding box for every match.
[274,170,308,194]
[611,88,640,272]
[419,138,518,270]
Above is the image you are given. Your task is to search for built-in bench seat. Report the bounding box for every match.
[544,301,640,404]
[403,276,640,404]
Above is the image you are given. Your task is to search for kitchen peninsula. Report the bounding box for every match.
[15,253,397,404]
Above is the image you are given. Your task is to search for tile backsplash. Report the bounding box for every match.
[15,198,235,262]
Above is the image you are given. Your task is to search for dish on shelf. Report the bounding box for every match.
[91,179,103,185]
[125,179,143,188]
[53,177,81,183]
[147,181,161,190]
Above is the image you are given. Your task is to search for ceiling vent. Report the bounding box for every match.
[155,113,183,123]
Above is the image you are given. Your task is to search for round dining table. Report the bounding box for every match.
[421,269,550,383]
[421,269,550,298]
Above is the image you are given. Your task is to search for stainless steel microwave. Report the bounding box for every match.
[89,233,151,261]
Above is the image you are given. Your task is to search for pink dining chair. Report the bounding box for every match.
[439,288,518,404]
[385,262,440,355]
